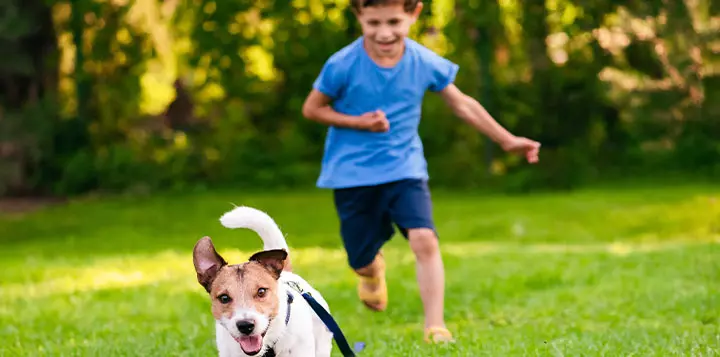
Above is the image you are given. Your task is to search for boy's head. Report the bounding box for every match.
[351,0,423,59]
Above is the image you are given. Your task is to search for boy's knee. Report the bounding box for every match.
[353,252,384,277]
[408,228,439,259]
[355,264,375,277]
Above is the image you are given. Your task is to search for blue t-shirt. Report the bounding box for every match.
[312,36,459,189]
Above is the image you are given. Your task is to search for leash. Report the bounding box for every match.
[286,281,365,356]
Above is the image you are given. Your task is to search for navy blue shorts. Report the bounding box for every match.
[332,178,436,270]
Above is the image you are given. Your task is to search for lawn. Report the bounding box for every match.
[1,184,719,356]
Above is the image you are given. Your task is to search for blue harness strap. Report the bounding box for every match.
[286,282,365,356]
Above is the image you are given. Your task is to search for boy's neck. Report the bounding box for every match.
[363,37,406,68]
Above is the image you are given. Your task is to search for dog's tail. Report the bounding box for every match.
[219,206,289,252]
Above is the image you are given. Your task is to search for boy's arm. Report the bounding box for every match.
[438,84,513,146]
[301,89,389,132]
[438,84,540,163]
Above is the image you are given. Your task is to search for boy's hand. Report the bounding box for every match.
[501,136,541,164]
[357,110,390,132]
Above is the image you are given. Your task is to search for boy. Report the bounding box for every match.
[301,0,540,344]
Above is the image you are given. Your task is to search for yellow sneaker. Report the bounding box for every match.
[357,253,387,311]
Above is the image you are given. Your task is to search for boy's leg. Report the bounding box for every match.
[407,228,445,328]
[354,249,387,311]
[333,185,394,311]
[389,179,454,343]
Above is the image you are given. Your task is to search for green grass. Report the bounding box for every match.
[1,184,719,356]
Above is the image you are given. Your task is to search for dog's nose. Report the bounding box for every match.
[236,319,255,335]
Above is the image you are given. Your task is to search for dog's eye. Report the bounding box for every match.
[257,288,268,298]
[217,294,232,304]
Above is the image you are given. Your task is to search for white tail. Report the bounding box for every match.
[219,206,289,252]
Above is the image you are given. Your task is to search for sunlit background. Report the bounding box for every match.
[1,0,718,355]
[2,0,717,195]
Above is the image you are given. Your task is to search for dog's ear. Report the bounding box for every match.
[249,249,288,280]
[193,236,227,293]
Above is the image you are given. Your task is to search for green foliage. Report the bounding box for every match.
[2,0,718,196]
[0,0,60,196]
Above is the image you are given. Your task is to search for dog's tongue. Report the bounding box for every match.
[237,335,263,354]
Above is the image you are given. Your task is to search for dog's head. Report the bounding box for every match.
[193,236,288,356]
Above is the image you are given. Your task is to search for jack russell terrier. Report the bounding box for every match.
[193,206,334,357]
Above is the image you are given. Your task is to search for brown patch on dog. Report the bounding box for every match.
[209,262,282,321]
[193,237,228,292]
[193,237,289,322]
[249,249,288,279]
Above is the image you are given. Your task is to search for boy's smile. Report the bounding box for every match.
[355,2,423,63]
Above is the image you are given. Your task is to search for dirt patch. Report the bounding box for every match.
[0,197,67,215]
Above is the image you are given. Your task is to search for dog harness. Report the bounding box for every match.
[262,283,364,357]
[262,291,294,357]
[285,281,365,356]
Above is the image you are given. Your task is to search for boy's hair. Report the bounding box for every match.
[351,0,421,13]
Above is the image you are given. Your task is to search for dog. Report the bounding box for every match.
[193,206,334,357]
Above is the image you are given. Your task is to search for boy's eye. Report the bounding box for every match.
[367,20,380,26]
[388,19,400,25]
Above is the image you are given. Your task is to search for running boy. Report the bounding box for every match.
[301,0,540,344]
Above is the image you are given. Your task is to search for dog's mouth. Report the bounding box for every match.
[234,335,264,355]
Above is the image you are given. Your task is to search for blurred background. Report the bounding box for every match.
[0,0,717,198]
[1,2,719,354]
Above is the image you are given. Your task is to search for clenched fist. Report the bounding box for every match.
[356,110,390,132]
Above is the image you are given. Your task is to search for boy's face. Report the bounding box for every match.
[355,2,423,59]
